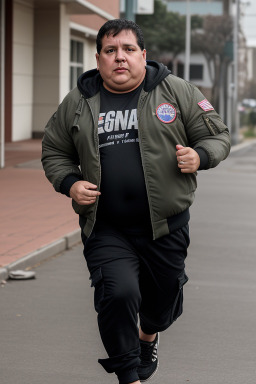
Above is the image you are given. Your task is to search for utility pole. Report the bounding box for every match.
[232,0,240,144]
[184,0,191,81]
[125,0,135,21]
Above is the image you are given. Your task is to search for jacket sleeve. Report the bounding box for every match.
[41,92,82,193]
[174,80,231,169]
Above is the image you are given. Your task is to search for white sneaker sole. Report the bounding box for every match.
[140,361,159,382]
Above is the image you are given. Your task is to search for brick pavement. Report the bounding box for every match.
[0,140,79,268]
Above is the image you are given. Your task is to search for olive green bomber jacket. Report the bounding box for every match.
[42,62,231,240]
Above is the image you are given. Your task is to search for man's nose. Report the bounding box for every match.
[115,49,126,62]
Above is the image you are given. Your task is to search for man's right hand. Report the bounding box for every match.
[69,181,101,205]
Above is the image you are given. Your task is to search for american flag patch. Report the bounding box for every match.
[198,99,214,111]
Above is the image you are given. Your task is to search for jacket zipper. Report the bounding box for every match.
[86,98,101,238]
[137,91,156,239]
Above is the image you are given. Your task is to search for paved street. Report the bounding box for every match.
[1,142,256,384]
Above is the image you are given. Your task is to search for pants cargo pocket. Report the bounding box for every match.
[171,271,189,323]
[90,267,104,313]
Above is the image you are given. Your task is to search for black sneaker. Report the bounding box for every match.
[137,333,159,382]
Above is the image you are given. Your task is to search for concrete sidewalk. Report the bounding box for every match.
[1,139,255,384]
[0,140,80,281]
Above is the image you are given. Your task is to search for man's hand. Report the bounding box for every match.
[69,181,101,205]
[176,144,200,173]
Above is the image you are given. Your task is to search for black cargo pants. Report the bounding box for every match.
[81,221,189,384]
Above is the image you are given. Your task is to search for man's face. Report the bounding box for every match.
[96,29,146,93]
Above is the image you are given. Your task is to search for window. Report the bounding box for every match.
[70,40,84,90]
[190,64,203,80]
[167,61,173,72]
[177,63,184,79]
[165,61,204,81]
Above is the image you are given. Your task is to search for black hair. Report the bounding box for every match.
[96,19,145,54]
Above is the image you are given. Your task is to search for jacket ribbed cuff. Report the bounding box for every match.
[59,174,82,197]
[194,147,209,170]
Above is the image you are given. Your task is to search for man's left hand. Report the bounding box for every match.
[176,144,200,173]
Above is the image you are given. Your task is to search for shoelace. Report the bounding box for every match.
[140,339,158,365]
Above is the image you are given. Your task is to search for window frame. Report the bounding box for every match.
[70,38,84,90]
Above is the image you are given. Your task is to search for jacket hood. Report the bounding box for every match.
[77,60,171,98]
[144,60,171,92]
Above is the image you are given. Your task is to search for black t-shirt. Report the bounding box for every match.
[96,83,152,233]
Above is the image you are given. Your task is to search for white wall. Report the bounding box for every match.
[246,47,256,82]
[33,4,72,135]
[84,38,97,71]
[12,0,34,141]
[59,3,70,102]
[176,52,213,88]
[33,5,61,135]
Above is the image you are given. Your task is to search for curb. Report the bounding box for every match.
[0,229,81,282]
[230,138,256,153]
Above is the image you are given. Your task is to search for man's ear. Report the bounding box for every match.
[142,49,147,66]
[96,53,99,70]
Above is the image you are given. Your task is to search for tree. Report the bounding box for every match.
[136,0,184,59]
[192,15,233,111]
[136,0,202,60]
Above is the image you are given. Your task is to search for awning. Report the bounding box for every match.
[70,22,98,38]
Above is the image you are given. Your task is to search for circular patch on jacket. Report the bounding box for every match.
[156,103,176,123]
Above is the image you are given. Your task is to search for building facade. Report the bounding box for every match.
[159,0,237,131]
[246,46,256,84]
[161,0,229,94]
[164,0,225,15]
[0,0,119,167]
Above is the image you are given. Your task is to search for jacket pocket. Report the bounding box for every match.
[171,271,189,323]
[184,173,197,194]
[90,268,104,313]
[202,115,227,136]
[72,199,89,215]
